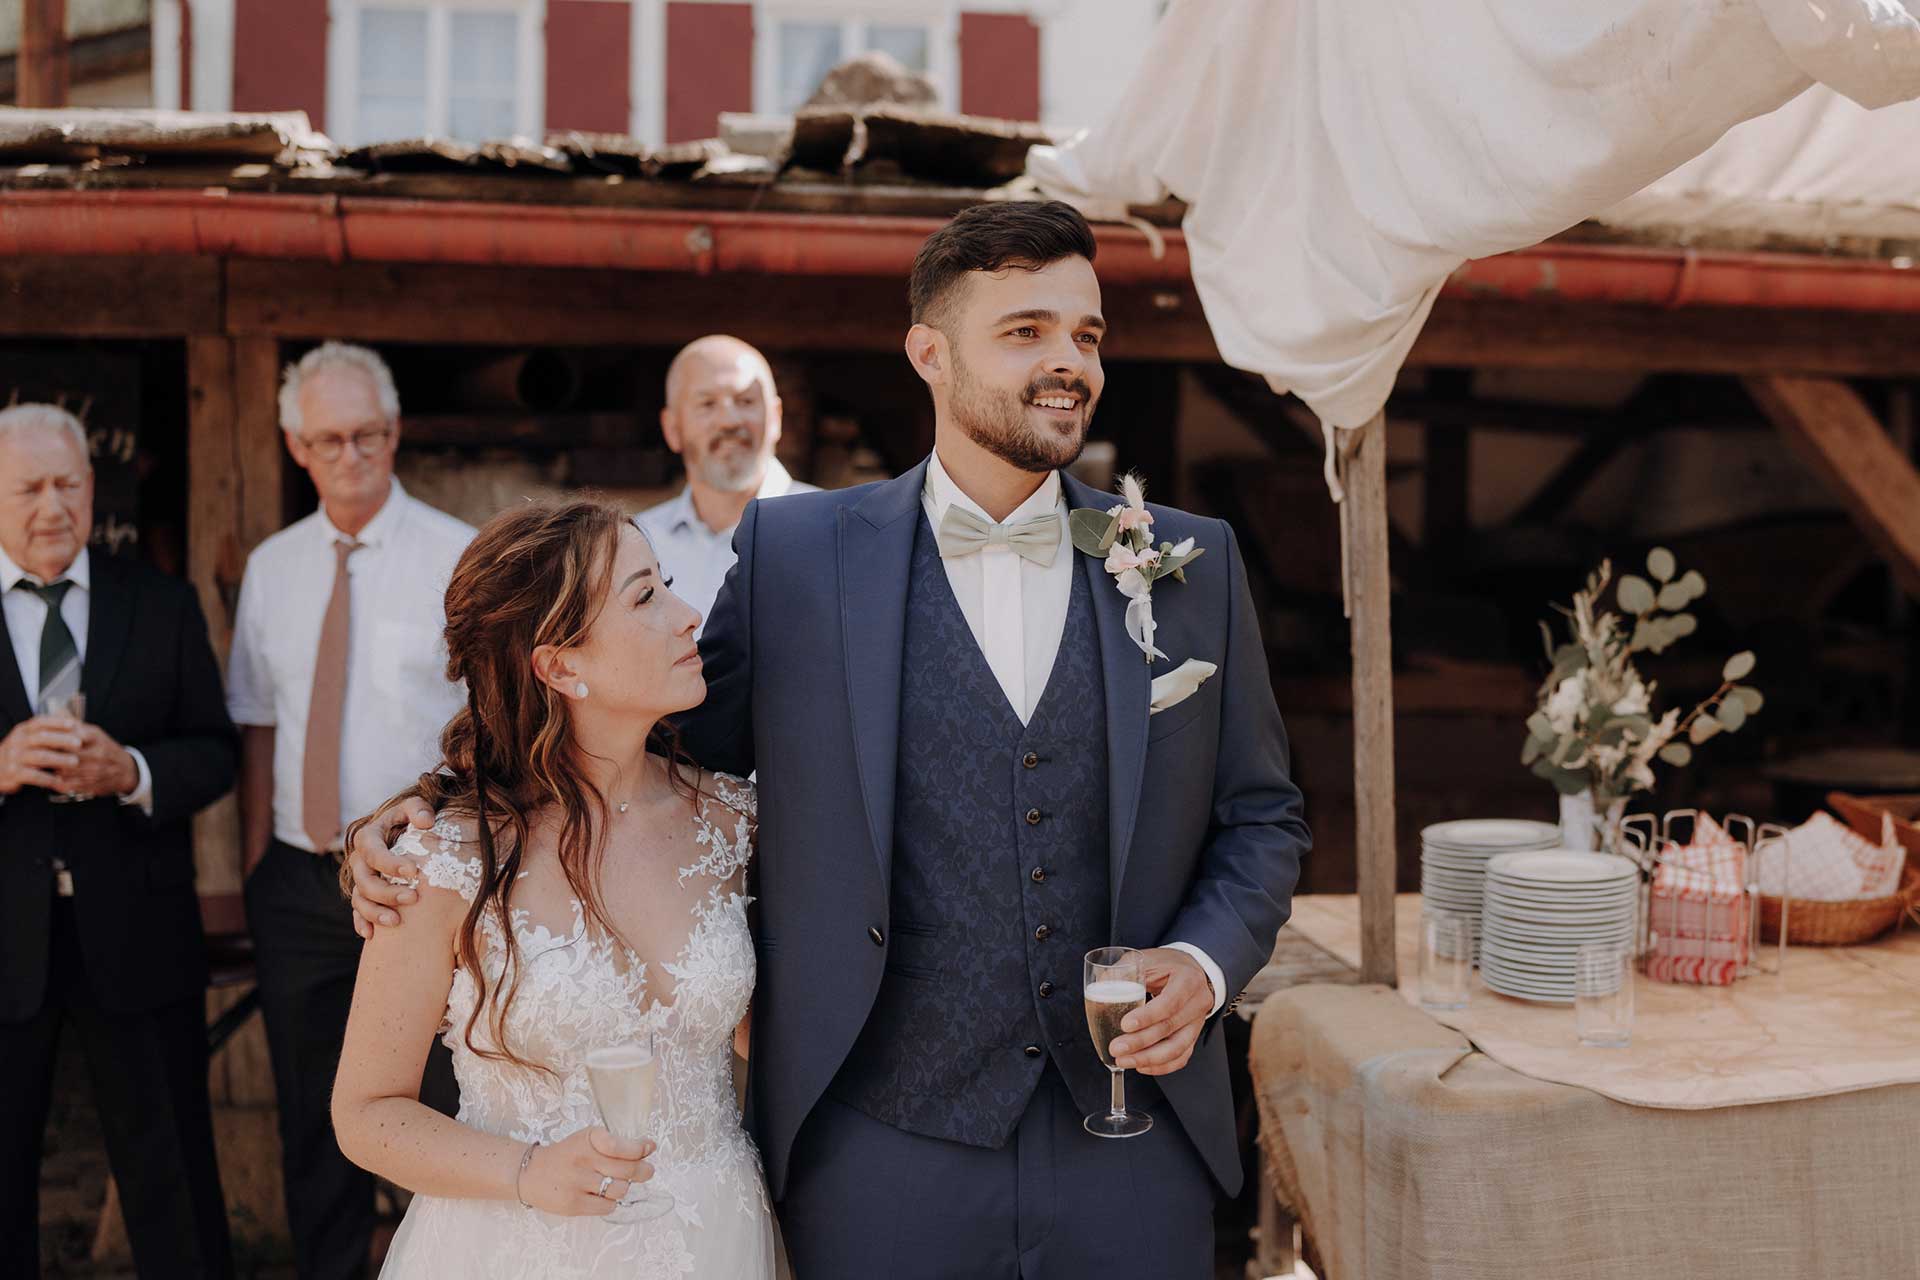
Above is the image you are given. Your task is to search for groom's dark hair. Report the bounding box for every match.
[909,200,1099,328]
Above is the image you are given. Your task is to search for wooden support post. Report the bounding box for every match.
[1344,412,1399,986]
[188,337,286,1110]
[19,0,71,108]
[1746,375,1920,598]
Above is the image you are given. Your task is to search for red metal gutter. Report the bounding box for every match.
[4,188,1920,313]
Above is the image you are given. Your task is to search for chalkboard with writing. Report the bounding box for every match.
[0,348,143,557]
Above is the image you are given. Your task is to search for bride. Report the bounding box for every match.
[330,498,776,1279]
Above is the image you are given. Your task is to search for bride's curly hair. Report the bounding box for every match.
[344,497,708,1072]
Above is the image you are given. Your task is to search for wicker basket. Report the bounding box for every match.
[1756,794,1920,946]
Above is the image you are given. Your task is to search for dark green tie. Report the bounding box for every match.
[21,580,80,710]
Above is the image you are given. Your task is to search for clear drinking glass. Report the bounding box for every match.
[43,691,86,803]
[584,1033,674,1221]
[1083,946,1154,1139]
[1575,945,1635,1047]
[1419,911,1473,1011]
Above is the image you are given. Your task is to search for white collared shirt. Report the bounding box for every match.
[226,479,475,853]
[0,545,152,812]
[917,452,1226,1014]
[921,451,1072,726]
[634,458,817,635]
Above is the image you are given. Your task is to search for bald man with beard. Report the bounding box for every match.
[634,336,818,631]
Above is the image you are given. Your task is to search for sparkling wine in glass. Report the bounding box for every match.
[1083,946,1154,1139]
[585,1035,674,1222]
[43,691,85,804]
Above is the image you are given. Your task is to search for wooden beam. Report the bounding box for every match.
[1746,375,1920,597]
[1343,412,1399,986]
[223,259,1218,359]
[18,0,70,108]
[1412,299,1920,378]
[0,256,224,338]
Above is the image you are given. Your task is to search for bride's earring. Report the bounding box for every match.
[574,681,589,699]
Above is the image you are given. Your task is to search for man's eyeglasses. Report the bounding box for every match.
[300,424,395,462]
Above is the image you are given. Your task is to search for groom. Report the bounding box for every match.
[352,200,1307,1276]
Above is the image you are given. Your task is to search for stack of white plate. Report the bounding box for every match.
[1479,851,1639,1004]
[1419,819,1562,960]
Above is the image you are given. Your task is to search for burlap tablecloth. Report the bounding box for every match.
[1251,984,1920,1280]
[1288,893,1920,1107]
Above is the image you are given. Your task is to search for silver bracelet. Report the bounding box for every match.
[514,1141,540,1209]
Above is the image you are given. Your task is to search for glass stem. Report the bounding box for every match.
[1109,1066,1127,1117]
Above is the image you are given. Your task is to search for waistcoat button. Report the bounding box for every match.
[1022,751,1040,769]
[1039,981,1055,998]
[1025,807,1043,825]
[868,926,884,946]
[1034,924,1052,941]
[1030,866,1046,883]
[1024,1044,1043,1058]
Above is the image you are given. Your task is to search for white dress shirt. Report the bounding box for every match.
[918,453,1227,1015]
[0,545,152,812]
[226,479,474,853]
[634,458,817,635]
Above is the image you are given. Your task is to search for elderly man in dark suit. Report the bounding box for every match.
[0,403,237,1278]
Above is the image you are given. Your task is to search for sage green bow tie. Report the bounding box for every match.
[935,505,1062,565]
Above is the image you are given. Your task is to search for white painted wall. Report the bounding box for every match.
[1031,0,1164,130]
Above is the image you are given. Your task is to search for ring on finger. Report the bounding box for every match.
[596,1175,614,1199]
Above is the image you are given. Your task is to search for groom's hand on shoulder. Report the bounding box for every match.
[347,797,438,938]
[1109,948,1213,1076]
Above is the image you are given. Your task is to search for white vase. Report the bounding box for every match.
[1559,789,1598,850]
[1559,788,1630,853]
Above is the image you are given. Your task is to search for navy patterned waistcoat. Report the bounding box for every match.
[830,514,1114,1148]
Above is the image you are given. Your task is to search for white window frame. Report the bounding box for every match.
[326,0,546,148]
[752,1,958,116]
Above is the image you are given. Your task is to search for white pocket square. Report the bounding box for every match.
[1149,659,1217,715]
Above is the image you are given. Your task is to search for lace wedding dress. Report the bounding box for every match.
[376,774,776,1279]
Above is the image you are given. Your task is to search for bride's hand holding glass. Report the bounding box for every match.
[516,1126,656,1218]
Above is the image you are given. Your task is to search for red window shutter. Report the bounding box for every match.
[546,1,632,134]
[958,12,1041,122]
[665,1,753,142]
[232,0,328,127]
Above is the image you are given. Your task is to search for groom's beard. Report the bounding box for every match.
[950,352,1093,474]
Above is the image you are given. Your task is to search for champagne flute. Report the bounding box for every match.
[584,1033,674,1222]
[1083,946,1154,1139]
[43,691,86,803]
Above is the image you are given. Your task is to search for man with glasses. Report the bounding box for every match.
[227,342,473,1280]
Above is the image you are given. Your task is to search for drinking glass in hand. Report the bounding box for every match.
[585,1033,674,1222]
[1083,946,1154,1139]
[1574,944,1634,1048]
[43,692,86,804]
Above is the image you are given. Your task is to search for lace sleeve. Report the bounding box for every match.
[683,772,756,885]
[389,815,484,903]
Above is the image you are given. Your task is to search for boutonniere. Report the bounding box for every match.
[1069,473,1205,664]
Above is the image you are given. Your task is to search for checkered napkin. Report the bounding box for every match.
[1756,811,1908,902]
[1648,815,1749,984]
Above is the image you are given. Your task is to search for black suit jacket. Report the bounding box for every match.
[0,555,237,1022]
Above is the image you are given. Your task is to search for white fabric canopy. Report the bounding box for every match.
[1027,0,1920,432]
[1600,84,1920,245]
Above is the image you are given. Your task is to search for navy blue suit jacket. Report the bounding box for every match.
[675,460,1309,1198]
